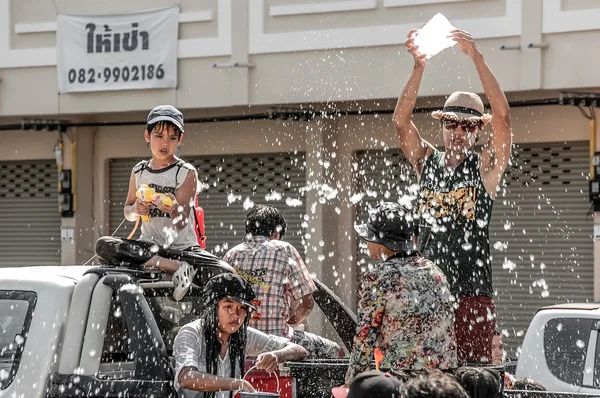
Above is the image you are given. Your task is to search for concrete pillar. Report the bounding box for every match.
[230,0,250,105]
[303,117,344,340]
[60,127,96,265]
[519,0,543,90]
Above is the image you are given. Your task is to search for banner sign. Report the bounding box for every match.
[57,7,178,93]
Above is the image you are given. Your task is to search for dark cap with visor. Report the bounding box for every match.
[202,273,257,311]
[147,105,184,133]
[354,202,416,252]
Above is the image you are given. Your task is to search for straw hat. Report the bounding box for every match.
[431,91,492,125]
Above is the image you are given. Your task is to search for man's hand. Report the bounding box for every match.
[255,352,279,372]
[405,29,427,68]
[448,29,480,59]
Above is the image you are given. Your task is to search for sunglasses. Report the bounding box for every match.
[441,118,482,133]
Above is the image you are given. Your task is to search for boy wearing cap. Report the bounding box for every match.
[393,28,512,363]
[96,105,229,301]
[174,273,308,398]
[345,202,457,384]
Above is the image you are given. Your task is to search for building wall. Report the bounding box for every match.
[2,0,600,117]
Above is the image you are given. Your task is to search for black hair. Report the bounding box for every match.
[454,367,503,398]
[402,369,469,398]
[245,204,287,238]
[512,377,546,392]
[201,299,250,398]
[147,121,183,138]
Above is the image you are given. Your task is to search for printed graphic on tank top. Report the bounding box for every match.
[418,150,494,297]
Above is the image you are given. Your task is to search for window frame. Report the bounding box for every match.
[544,317,594,387]
[0,290,37,390]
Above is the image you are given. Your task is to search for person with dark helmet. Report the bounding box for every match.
[173,273,308,398]
[344,201,457,386]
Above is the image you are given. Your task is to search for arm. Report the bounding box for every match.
[124,170,149,222]
[247,328,309,371]
[450,29,512,198]
[284,246,317,325]
[174,325,255,393]
[178,367,253,392]
[344,271,385,384]
[287,294,314,327]
[393,29,435,176]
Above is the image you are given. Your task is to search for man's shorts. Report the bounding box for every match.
[454,295,496,365]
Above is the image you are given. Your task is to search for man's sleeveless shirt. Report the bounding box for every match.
[418,150,494,297]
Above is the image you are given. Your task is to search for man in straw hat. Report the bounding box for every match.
[392,28,512,365]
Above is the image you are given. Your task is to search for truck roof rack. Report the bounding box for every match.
[83,266,163,283]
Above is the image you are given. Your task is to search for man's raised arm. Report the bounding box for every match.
[450,29,512,197]
[393,29,435,176]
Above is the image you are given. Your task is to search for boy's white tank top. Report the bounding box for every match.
[133,158,199,250]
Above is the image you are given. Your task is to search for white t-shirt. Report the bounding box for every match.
[133,158,199,250]
[173,319,290,398]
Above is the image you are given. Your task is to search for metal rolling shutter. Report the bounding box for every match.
[109,153,307,257]
[0,160,61,266]
[490,141,593,356]
[355,142,593,356]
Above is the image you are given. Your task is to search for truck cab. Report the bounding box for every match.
[0,265,220,397]
[516,303,600,394]
[0,265,354,398]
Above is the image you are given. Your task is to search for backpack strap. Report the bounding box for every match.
[174,159,186,188]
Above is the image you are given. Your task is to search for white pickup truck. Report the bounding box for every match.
[3,263,599,398]
[0,264,355,398]
[516,303,600,394]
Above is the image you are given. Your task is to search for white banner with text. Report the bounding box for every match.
[57,7,178,93]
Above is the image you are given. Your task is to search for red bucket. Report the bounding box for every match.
[240,362,292,398]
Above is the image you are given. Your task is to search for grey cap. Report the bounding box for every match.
[147,105,184,133]
[354,202,416,252]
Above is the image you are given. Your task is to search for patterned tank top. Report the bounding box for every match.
[418,150,494,297]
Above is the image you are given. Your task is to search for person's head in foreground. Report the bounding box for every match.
[245,204,287,239]
[511,377,546,392]
[355,201,416,260]
[454,367,502,398]
[431,91,492,157]
[333,370,404,398]
[402,369,469,398]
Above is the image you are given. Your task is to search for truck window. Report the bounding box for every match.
[144,288,203,354]
[544,317,593,386]
[99,293,134,379]
[0,291,36,390]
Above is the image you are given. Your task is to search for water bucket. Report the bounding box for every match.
[239,365,280,398]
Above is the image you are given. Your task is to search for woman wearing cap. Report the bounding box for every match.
[344,202,457,385]
[393,28,512,364]
[174,273,308,398]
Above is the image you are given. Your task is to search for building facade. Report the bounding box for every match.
[2,0,600,353]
